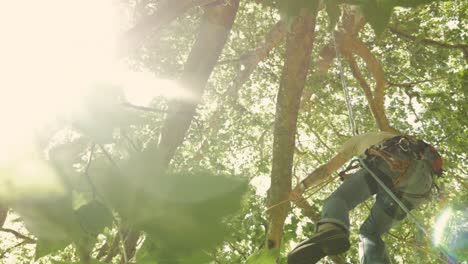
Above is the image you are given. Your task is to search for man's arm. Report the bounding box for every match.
[289,131,398,200]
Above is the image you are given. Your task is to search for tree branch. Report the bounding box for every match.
[387,78,442,89]
[341,38,400,133]
[350,39,386,107]
[343,52,383,128]
[119,0,219,55]
[389,26,468,63]
[122,102,167,113]
[227,20,287,97]
[0,228,35,243]
[0,206,7,228]
[0,241,31,259]
[154,0,240,170]
[389,26,468,50]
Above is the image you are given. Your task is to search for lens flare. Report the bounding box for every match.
[434,208,452,246]
[433,207,468,262]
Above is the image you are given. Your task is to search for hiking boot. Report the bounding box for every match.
[288,223,350,264]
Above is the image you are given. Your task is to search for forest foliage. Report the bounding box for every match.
[0,0,466,263]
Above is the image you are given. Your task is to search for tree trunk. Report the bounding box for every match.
[266,8,318,250]
[0,205,7,228]
[155,0,240,170]
[119,2,239,259]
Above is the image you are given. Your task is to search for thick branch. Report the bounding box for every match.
[351,39,385,105]
[155,0,240,170]
[300,153,349,189]
[119,0,219,55]
[0,205,7,228]
[346,39,399,133]
[302,9,365,110]
[343,52,384,129]
[266,8,318,250]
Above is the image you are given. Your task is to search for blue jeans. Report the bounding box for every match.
[318,165,429,264]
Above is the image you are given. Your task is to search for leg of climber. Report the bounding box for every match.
[288,169,379,264]
[358,190,412,264]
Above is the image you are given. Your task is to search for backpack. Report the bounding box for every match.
[364,136,443,197]
[339,135,443,197]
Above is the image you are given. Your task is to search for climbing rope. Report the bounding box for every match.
[332,34,358,136]
[332,32,455,263]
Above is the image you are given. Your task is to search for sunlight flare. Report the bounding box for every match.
[0,0,192,162]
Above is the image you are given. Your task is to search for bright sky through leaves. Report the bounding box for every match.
[0,0,187,159]
[0,0,117,148]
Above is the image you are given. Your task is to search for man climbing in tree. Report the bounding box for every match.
[287,131,443,264]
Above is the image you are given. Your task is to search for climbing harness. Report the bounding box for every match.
[332,32,455,263]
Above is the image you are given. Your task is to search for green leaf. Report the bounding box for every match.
[130,169,247,261]
[245,249,280,264]
[90,149,248,261]
[137,237,213,264]
[35,239,70,259]
[140,172,248,250]
[72,84,141,143]
[393,0,441,7]
[14,196,81,242]
[15,196,113,260]
[135,239,160,264]
[359,0,442,36]
[75,200,113,235]
[360,0,395,36]
[276,0,319,30]
[52,259,105,264]
[15,197,79,259]
[178,251,212,264]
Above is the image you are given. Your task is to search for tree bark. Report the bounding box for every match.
[337,36,399,134]
[0,205,8,228]
[118,2,239,259]
[266,8,318,250]
[155,0,240,170]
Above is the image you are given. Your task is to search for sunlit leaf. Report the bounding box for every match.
[75,200,113,235]
[72,85,142,143]
[359,0,395,36]
[359,0,442,36]
[245,248,280,264]
[276,0,319,30]
[35,239,71,260]
[14,196,80,242]
[135,238,160,264]
[139,171,248,251]
[393,0,442,7]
